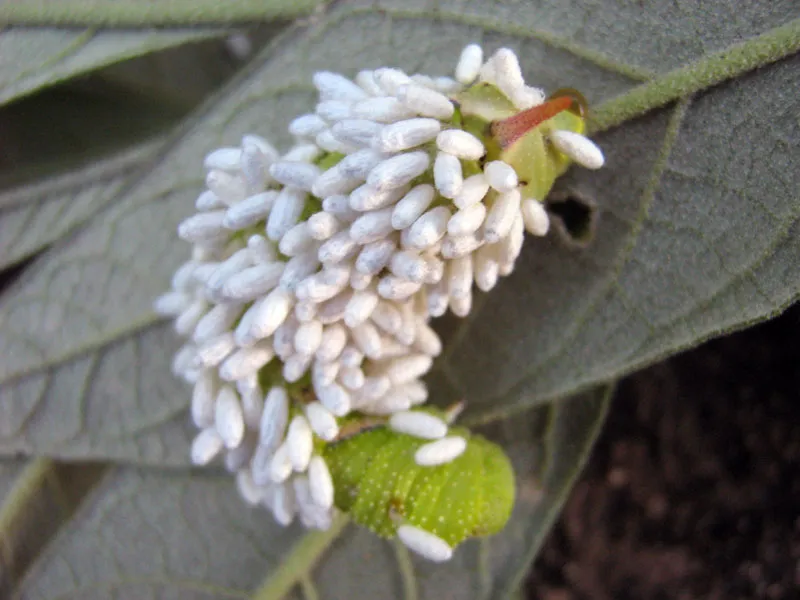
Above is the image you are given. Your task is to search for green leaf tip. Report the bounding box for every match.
[0,460,107,596]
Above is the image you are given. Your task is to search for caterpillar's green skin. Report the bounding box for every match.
[457,83,588,203]
[322,422,515,548]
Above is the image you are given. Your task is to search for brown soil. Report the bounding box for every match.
[527,304,800,600]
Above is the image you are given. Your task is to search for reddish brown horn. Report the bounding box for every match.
[490,96,573,148]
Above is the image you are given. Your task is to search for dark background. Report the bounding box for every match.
[527,303,800,599]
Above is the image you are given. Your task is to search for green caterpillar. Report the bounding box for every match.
[322,414,514,557]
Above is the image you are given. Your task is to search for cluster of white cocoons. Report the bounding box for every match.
[155,43,603,559]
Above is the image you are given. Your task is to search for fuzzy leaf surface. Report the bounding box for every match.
[0,0,796,466]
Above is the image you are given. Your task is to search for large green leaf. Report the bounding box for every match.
[0,0,324,26]
[2,2,796,596]
[0,1,796,464]
[11,388,609,599]
[0,139,163,269]
[0,28,223,107]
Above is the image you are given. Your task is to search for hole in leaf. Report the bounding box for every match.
[546,191,597,247]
